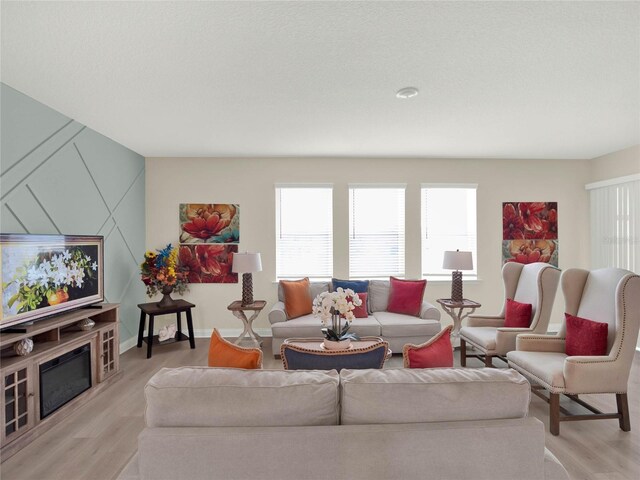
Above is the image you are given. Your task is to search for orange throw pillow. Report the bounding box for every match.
[208,329,262,369]
[280,278,313,319]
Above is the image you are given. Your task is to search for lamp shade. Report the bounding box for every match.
[232,252,262,273]
[442,250,473,271]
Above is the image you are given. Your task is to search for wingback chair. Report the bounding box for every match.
[460,262,561,367]
[507,268,640,435]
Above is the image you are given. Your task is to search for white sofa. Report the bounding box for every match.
[268,280,441,356]
[119,366,569,480]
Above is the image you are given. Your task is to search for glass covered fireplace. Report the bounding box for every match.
[39,344,92,419]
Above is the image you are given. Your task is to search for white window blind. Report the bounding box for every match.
[589,178,640,273]
[349,185,405,278]
[422,185,477,280]
[276,186,333,279]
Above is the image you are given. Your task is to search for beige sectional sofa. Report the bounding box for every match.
[119,366,569,480]
[268,280,441,356]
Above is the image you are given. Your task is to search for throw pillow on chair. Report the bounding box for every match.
[403,325,454,368]
[208,329,263,369]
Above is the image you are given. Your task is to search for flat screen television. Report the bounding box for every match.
[0,234,104,329]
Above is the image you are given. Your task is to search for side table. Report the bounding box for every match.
[227,300,266,347]
[436,298,481,337]
[137,300,196,358]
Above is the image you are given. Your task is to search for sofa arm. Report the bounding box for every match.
[268,301,287,325]
[467,315,505,328]
[515,334,565,353]
[420,301,441,321]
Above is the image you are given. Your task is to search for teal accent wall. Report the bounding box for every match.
[0,83,145,349]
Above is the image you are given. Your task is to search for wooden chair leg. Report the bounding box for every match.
[617,393,631,432]
[460,339,467,367]
[550,393,560,436]
[484,354,493,368]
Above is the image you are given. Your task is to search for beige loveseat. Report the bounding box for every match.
[119,367,569,480]
[268,280,441,356]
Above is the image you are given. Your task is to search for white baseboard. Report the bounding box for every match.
[119,328,273,354]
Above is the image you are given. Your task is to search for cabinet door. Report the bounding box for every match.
[98,325,119,382]
[2,365,35,446]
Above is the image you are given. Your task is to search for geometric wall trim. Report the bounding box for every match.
[0,82,145,347]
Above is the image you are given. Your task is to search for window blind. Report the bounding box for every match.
[422,186,477,279]
[589,179,639,273]
[275,186,333,279]
[349,186,405,278]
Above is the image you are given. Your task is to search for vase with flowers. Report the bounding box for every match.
[140,244,188,308]
[312,288,362,350]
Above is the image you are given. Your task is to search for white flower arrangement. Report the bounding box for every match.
[312,288,363,341]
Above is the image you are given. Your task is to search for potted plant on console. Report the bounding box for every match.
[312,288,362,350]
[140,244,188,308]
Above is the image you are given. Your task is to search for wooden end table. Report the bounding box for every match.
[137,300,196,358]
[227,300,266,347]
[436,298,481,337]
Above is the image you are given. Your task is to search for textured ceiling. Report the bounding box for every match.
[1,1,639,159]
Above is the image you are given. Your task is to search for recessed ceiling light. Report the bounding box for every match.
[396,87,419,99]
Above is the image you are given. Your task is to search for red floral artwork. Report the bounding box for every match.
[502,202,558,266]
[178,245,238,283]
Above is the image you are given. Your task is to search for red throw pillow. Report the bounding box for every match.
[387,277,427,317]
[403,326,454,368]
[350,292,368,318]
[504,299,533,328]
[565,313,608,356]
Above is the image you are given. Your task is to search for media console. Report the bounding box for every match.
[0,303,120,461]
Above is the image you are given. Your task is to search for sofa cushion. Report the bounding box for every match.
[208,329,262,369]
[339,368,530,425]
[331,278,369,294]
[369,279,390,313]
[373,311,440,337]
[280,278,313,319]
[145,367,340,427]
[507,351,567,390]
[387,277,426,316]
[271,314,381,338]
[459,326,497,352]
[351,292,368,318]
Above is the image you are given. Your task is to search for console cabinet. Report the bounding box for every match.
[0,304,121,461]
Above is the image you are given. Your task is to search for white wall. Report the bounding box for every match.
[589,144,639,183]
[146,157,590,336]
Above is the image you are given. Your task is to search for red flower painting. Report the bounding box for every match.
[179,245,238,283]
[502,202,558,267]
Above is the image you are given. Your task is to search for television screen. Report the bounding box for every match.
[0,234,104,329]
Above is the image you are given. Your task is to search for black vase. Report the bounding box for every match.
[157,285,176,308]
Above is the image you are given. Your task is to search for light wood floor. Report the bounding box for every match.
[1,338,639,480]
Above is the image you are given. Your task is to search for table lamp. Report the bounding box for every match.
[232,252,262,306]
[442,250,473,302]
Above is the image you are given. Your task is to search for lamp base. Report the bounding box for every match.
[241,273,254,306]
[451,271,463,303]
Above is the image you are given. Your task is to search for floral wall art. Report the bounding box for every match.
[502,202,558,267]
[179,244,238,284]
[179,204,240,244]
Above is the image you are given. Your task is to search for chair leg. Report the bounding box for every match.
[549,393,560,436]
[460,339,467,367]
[484,354,493,368]
[617,393,631,432]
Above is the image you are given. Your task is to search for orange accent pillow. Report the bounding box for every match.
[280,278,313,319]
[208,329,262,369]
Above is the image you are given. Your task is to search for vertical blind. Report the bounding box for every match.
[276,186,333,279]
[422,186,477,279]
[589,178,639,273]
[349,186,405,278]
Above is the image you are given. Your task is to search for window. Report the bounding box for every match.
[422,185,477,280]
[349,185,405,278]
[588,176,640,273]
[275,185,333,279]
